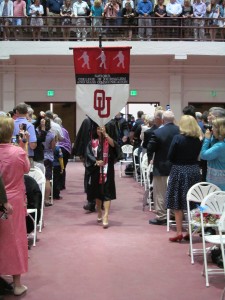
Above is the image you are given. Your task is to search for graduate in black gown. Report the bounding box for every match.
[72,117,98,212]
[85,125,121,228]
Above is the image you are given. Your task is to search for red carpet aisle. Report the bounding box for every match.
[4,162,224,300]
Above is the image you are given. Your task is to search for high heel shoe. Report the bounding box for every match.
[169,234,183,242]
[102,215,109,229]
[14,285,28,296]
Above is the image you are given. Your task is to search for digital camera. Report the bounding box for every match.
[203,124,213,131]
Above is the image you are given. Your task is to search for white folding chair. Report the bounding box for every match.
[141,153,149,191]
[34,163,46,176]
[28,168,46,233]
[187,182,221,264]
[146,162,154,211]
[139,151,143,185]
[133,147,140,182]
[119,144,133,177]
[200,191,225,287]
[27,208,38,247]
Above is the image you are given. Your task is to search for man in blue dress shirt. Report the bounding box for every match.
[137,0,153,40]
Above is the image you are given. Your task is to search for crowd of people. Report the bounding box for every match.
[0,0,224,41]
[0,103,72,297]
[1,102,225,297]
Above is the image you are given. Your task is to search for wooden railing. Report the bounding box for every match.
[0,16,224,41]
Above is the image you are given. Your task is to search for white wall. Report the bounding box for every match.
[1,42,225,132]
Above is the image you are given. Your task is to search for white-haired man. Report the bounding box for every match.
[147,110,179,225]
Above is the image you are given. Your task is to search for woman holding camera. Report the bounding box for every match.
[122,2,136,40]
[30,0,44,41]
[0,116,30,296]
[200,117,225,191]
[60,0,73,41]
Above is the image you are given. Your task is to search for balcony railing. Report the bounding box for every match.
[0,16,224,41]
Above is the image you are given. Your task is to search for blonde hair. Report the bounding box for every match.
[0,117,14,143]
[179,115,201,138]
[94,0,101,6]
[143,114,154,125]
[212,118,225,139]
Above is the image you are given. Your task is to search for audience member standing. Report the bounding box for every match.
[166,115,202,242]
[130,110,144,150]
[206,0,219,41]
[0,175,13,297]
[143,109,163,152]
[46,0,63,39]
[200,117,225,191]
[137,0,152,40]
[114,112,129,146]
[54,117,72,190]
[154,0,167,40]
[147,110,179,225]
[13,103,37,168]
[41,118,56,206]
[73,0,90,41]
[45,110,64,141]
[52,144,64,200]
[181,0,193,39]
[33,115,48,167]
[13,0,27,40]
[103,0,120,37]
[30,0,44,41]
[60,0,73,41]
[122,2,136,40]
[0,117,30,296]
[0,0,13,41]
[193,0,206,41]
[90,0,104,39]
[166,0,182,39]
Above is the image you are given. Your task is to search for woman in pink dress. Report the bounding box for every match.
[0,116,30,296]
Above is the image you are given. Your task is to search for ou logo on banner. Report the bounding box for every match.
[94,90,111,118]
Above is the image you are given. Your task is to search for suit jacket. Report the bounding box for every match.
[147,123,179,176]
[142,124,158,149]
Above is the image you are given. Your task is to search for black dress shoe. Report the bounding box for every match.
[149,218,167,225]
[83,203,96,212]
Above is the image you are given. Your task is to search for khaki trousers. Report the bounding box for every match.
[153,176,168,220]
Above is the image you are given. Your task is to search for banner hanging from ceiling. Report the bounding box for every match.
[73,46,131,126]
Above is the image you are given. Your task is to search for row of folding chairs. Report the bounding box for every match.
[119,146,225,286]
[27,165,46,246]
[167,181,225,287]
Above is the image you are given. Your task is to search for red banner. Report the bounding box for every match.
[73,46,131,126]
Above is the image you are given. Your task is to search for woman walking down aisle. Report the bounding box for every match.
[166,115,202,242]
[200,117,225,191]
[85,125,120,228]
[0,117,30,296]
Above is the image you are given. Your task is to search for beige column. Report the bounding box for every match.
[1,61,16,113]
[169,74,183,122]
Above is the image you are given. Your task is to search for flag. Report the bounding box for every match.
[73,46,131,126]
